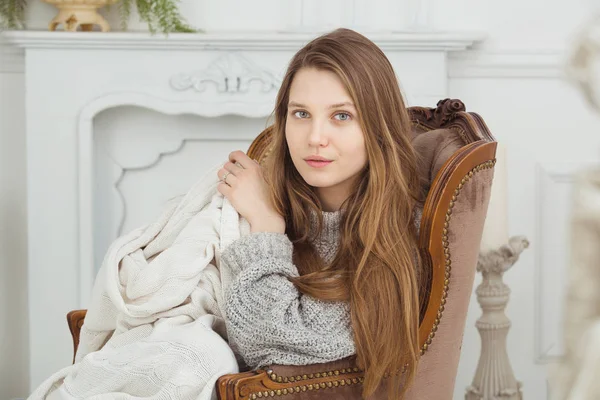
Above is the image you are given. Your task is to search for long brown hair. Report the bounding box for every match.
[262,28,422,399]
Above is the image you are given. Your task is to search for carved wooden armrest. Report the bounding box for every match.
[66,309,87,364]
[216,356,367,400]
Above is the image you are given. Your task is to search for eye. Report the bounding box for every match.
[293,110,309,119]
[334,112,352,121]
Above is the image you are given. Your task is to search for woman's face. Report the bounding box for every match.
[285,68,368,211]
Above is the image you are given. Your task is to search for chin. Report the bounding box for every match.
[300,173,337,188]
[294,161,338,187]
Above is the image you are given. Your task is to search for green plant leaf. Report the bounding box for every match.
[0,0,27,30]
[134,0,196,34]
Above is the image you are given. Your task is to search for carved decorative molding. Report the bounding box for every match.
[532,162,598,364]
[112,138,187,237]
[78,91,274,306]
[408,98,492,145]
[170,53,281,93]
[409,98,466,126]
[533,164,574,364]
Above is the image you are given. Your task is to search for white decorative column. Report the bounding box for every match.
[466,142,526,399]
[465,236,528,400]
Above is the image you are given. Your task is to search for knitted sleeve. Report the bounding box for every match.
[220,232,356,369]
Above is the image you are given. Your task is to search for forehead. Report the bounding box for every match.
[289,68,352,106]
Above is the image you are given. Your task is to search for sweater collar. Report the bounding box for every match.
[308,208,344,243]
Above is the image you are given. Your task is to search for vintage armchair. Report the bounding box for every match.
[65,98,496,399]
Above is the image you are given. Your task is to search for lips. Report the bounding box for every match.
[305,159,332,168]
[304,156,332,162]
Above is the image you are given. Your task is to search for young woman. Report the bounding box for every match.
[217,27,423,399]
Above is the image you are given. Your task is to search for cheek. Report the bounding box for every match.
[285,126,301,156]
[343,132,367,165]
[353,148,368,171]
[359,140,368,163]
[284,133,292,155]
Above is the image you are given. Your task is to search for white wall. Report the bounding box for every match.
[0,60,29,398]
[1,0,599,398]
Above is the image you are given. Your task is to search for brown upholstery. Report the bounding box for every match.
[405,156,493,399]
[65,99,497,400]
[412,128,465,200]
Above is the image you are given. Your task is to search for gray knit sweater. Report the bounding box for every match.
[221,209,355,369]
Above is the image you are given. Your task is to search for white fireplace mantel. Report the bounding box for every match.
[1,29,484,391]
[3,30,485,51]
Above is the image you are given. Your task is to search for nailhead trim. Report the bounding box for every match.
[265,367,360,384]
[419,158,495,356]
[248,375,365,399]
[248,368,363,399]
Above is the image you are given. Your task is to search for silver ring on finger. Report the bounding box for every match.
[222,171,231,183]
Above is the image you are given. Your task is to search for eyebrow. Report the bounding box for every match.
[288,101,355,109]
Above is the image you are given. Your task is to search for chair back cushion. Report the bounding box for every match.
[404,128,494,399]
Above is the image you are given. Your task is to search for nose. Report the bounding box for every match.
[307,120,328,147]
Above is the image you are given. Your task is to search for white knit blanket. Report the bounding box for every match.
[28,162,251,400]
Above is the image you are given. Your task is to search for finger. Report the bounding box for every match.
[229,150,253,169]
[224,161,244,173]
[218,168,237,186]
[224,172,237,186]
[218,167,235,178]
[217,181,231,195]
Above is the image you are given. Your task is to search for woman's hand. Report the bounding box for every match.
[217,150,286,234]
